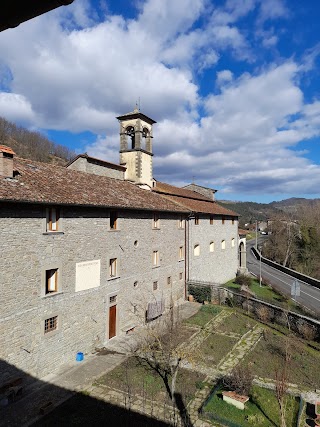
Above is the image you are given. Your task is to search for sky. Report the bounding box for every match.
[1,0,320,203]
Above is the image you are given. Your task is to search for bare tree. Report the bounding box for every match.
[130,300,197,427]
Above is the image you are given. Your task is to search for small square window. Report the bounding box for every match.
[153,251,159,267]
[153,281,158,291]
[110,295,117,303]
[110,211,118,230]
[109,258,117,277]
[153,212,160,229]
[167,276,171,285]
[210,215,214,225]
[179,272,183,280]
[44,316,58,334]
[45,269,58,294]
[194,215,199,225]
[46,207,60,232]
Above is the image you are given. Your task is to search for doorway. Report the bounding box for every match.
[108,296,117,339]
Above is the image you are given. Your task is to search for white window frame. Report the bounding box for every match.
[194,244,200,256]
[46,207,61,232]
[109,258,118,278]
[153,212,160,229]
[152,250,160,267]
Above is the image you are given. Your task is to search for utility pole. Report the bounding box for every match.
[255,220,258,250]
[259,247,262,287]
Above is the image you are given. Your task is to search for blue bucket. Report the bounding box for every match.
[76,352,84,362]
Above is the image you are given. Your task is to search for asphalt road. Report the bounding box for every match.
[246,238,320,317]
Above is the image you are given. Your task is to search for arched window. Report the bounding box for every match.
[194,244,200,256]
[221,240,226,250]
[125,126,135,149]
[210,241,214,252]
[231,238,235,247]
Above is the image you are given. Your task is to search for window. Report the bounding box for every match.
[221,240,226,250]
[179,245,184,260]
[109,258,117,277]
[153,281,158,291]
[179,272,183,280]
[178,215,184,229]
[231,238,235,247]
[109,295,117,303]
[194,215,199,225]
[210,215,214,225]
[44,316,58,334]
[167,276,171,285]
[194,244,200,256]
[133,281,138,288]
[232,218,235,225]
[46,207,60,232]
[222,216,225,225]
[153,212,160,229]
[45,269,58,294]
[110,211,118,230]
[152,251,160,267]
[210,242,214,252]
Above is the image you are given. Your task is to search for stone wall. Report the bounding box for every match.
[67,156,124,179]
[188,215,238,284]
[0,203,185,382]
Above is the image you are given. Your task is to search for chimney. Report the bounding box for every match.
[0,145,16,178]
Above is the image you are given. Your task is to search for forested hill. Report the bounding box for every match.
[218,200,283,226]
[0,116,75,165]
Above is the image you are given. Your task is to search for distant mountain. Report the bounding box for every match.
[0,116,75,164]
[218,197,320,227]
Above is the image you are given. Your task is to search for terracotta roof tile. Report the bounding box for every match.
[153,181,212,201]
[0,145,16,155]
[0,158,188,212]
[153,182,239,217]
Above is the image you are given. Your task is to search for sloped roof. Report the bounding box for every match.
[153,182,212,202]
[0,158,187,212]
[0,145,16,155]
[153,181,239,217]
[66,153,126,171]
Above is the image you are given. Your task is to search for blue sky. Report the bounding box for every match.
[1,0,320,203]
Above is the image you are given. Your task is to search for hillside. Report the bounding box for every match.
[218,198,320,227]
[0,116,75,164]
[218,200,283,227]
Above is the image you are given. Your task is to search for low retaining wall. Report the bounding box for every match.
[187,281,320,341]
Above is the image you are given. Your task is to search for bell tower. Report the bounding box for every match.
[117,108,156,188]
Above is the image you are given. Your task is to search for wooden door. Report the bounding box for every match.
[109,305,117,339]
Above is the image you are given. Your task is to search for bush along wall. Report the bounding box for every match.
[188,284,211,303]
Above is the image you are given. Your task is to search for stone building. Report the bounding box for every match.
[0,109,241,382]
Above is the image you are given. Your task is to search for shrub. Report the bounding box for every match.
[188,284,211,303]
[296,319,317,341]
[255,305,273,323]
[235,274,252,287]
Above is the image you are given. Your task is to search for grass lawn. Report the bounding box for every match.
[203,385,299,427]
[97,357,205,405]
[184,305,222,328]
[224,278,286,304]
[242,330,320,389]
[216,312,257,336]
[199,333,238,365]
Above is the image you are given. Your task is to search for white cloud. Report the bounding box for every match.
[1,0,320,200]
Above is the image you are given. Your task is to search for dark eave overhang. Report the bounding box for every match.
[1,0,75,32]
